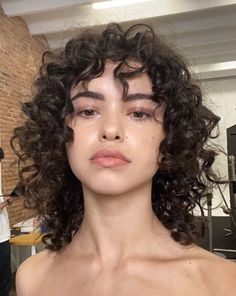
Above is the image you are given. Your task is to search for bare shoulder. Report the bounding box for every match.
[16,248,56,296]
[190,245,236,293]
[206,251,236,282]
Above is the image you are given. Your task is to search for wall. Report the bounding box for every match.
[0,7,48,225]
[201,76,236,216]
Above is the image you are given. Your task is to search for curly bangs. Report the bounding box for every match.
[11,23,221,250]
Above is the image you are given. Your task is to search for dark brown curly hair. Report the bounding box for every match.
[11,23,221,251]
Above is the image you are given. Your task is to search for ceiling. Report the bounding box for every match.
[1,0,236,80]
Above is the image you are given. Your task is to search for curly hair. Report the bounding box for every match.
[11,23,221,250]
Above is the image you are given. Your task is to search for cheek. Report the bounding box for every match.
[134,134,160,166]
[66,142,86,182]
[65,124,82,162]
[149,131,164,146]
[66,143,78,170]
[66,125,94,168]
[67,122,89,148]
[150,133,165,161]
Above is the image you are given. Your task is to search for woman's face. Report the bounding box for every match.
[66,61,165,196]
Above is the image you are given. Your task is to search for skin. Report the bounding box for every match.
[16,61,236,296]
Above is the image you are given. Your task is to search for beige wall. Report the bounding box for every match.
[0,7,48,225]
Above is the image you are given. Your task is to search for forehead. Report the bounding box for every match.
[71,60,152,96]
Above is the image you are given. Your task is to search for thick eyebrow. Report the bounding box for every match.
[71,91,155,103]
[71,91,104,102]
[123,93,154,102]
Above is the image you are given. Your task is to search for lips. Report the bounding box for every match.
[90,149,131,167]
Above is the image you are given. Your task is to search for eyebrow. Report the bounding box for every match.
[71,91,155,102]
[124,93,154,102]
[71,91,104,101]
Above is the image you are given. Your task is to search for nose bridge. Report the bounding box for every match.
[104,105,121,126]
[99,102,124,141]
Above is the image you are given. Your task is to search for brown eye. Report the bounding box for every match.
[133,111,145,118]
[78,108,97,117]
[131,110,151,120]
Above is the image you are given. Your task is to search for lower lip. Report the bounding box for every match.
[90,157,129,168]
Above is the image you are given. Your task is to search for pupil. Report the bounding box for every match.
[136,112,142,117]
[86,110,93,115]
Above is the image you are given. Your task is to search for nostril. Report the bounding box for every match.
[101,134,121,141]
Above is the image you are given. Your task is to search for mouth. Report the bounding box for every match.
[90,149,131,168]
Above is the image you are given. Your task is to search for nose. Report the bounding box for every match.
[99,112,124,143]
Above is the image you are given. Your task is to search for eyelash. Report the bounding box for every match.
[76,108,152,120]
[130,110,152,120]
[77,109,97,117]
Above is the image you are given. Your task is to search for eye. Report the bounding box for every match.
[130,110,152,120]
[77,108,98,118]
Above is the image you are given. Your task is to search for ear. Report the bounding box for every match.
[157,152,164,164]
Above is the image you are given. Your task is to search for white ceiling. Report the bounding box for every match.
[1,0,236,80]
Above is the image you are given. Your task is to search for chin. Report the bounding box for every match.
[89,186,129,197]
[86,179,153,199]
[83,181,136,197]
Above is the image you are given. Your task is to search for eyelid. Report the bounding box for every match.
[73,104,98,114]
[73,103,98,111]
[128,107,153,120]
[128,106,153,114]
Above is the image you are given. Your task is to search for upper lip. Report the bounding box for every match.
[90,149,131,162]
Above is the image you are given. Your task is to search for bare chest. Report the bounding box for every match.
[34,264,215,296]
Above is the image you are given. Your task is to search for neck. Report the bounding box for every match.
[74,182,169,267]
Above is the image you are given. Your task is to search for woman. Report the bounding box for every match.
[12,23,236,295]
